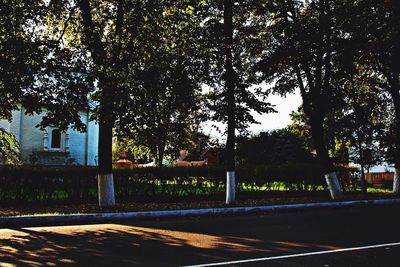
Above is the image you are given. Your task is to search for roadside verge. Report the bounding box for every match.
[1,198,400,227]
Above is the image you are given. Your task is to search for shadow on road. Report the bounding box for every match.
[0,224,338,266]
[1,206,400,266]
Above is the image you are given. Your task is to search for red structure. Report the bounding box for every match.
[365,172,394,186]
[113,150,133,168]
[202,148,220,166]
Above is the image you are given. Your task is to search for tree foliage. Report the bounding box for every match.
[254,0,351,171]
[112,2,206,166]
[236,129,312,166]
[1,1,91,163]
[0,128,20,164]
[345,0,400,169]
[1,1,93,131]
[112,137,152,164]
[200,0,275,132]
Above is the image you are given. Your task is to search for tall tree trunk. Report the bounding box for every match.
[287,0,341,200]
[357,140,367,197]
[389,81,400,194]
[97,114,115,207]
[356,138,367,198]
[97,79,116,207]
[360,163,367,198]
[224,0,235,204]
[78,0,115,207]
[309,112,343,199]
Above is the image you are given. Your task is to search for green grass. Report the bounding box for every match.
[1,179,390,204]
[367,187,392,193]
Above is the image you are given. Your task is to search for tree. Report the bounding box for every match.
[289,86,388,196]
[117,66,203,166]
[346,0,400,193]
[1,1,91,163]
[114,3,205,166]
[34,0,157,206]
[236,129,312,166]
[200,0,275,203]
[0,1,45,164]
[183,131,216,162]
[338,70,389,196]
[74,0,209,205]
[73,0,129,206]
[223,0,236,204]
[112,137,151,164]
[255,0,346,199]
[2,0,221,206]
[381,114,397,170]
[0,129,19,164]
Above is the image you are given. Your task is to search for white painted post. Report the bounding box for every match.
[98,173,115,207]
[226,171,236,204]
[324,172,343,200]
[43,131,49,151]
[393,168,400,194]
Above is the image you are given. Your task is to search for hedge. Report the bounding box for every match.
[0,164,358,204]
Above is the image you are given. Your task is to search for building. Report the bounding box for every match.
[0,107,99,166]
[364,172,394,186]
[202,148,221,166]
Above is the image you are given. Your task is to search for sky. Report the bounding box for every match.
[248,91,302,133]
[202,89,303,140]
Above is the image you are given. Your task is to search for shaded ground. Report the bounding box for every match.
[0,191,394,217]
[1,205,400,266]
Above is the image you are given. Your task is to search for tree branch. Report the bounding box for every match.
[57,5,78,43]
[77,0,106,67]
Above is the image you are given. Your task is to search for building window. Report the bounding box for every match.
[51,129,61,149]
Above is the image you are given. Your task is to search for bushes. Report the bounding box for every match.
[0,164,357,204]
[0,166,98,203]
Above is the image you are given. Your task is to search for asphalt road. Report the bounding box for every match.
[1,205,400,266]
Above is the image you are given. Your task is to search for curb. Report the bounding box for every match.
[2,198,400,227]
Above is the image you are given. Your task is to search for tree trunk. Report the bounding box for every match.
[156,143,165,167]
[98,117,115,207]
[393,168,400,194]
[360,163,367,198]
[309,112,343,199]
[357,140,367,198]
[390,83,400,194]
[78,0,115,207]
[224,0,236,204]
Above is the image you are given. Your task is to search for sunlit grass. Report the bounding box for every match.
[13,212,64,217]
[367,187,392,194]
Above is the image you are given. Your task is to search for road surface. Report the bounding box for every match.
[1,205,400,266]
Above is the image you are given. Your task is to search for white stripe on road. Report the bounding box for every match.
[183,242,400,267]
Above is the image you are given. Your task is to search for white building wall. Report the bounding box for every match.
[87,117,99,166]
[67,111,99,166]
[1,108,99,166]
[0,120,11,132]
[10,109,22,143]
[19,112,45,163]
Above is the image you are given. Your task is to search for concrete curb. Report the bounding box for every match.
[2,198,400,227]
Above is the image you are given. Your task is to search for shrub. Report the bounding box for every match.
[0,164,356,204]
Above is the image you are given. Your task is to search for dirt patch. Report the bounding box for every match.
[0,192,395,217]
